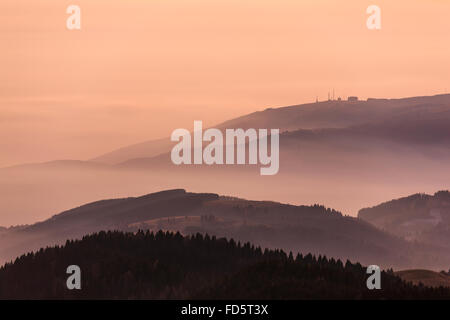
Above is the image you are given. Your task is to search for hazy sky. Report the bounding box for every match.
[1,0,449,167]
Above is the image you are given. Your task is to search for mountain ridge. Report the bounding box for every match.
[91,93,450,164]
[358,190,450,247]
[2,189,450,270]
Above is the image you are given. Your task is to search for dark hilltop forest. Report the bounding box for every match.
[0,231,449,300]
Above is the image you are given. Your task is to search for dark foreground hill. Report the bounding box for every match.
[1,231,449,300]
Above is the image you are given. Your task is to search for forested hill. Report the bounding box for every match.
[358,191,450,247]
[0,231,449,299]
[1,189,418,270]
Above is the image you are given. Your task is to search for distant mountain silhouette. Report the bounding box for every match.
[2,189,450,270]
[359,191,450,248]
[2,159,111,171]
[1,231,449,299]
[92,94,450,164]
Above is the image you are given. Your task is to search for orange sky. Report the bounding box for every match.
[1,0,449,167]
